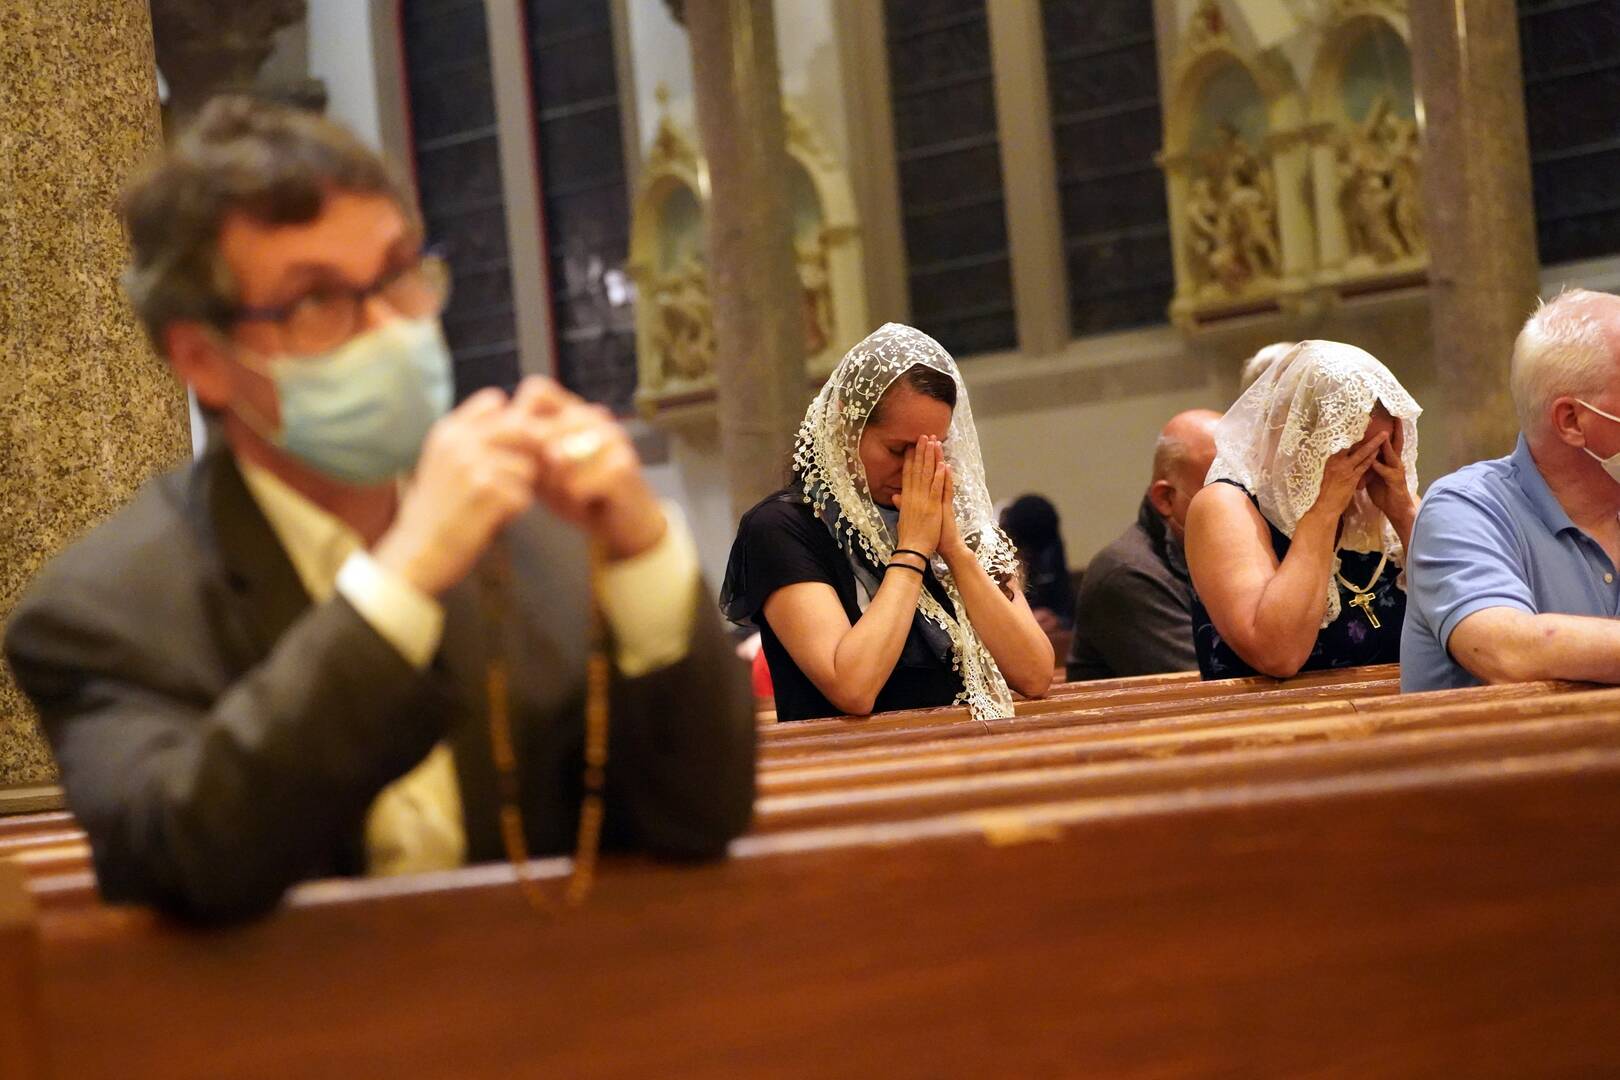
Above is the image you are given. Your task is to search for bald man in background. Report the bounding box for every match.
[1067,409,1221,680]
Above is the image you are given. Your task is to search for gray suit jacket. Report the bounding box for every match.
[5,443,756,921]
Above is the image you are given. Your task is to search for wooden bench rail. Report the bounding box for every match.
[7,673,1595,909]
[761,679,1403,758]
[755,696,1620,831]
[15,746,1620,1078]
[0,673,1487,897]
[758,680,1573,775]
[759,682,1582,793]
[0,812,77,839]
[760,664,1399,737]
[0,786,66,817]
[0,860,49,1079]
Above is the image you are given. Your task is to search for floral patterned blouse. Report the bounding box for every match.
[1189,482,1405,680]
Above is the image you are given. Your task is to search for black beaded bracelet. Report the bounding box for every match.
[886,561,926,577]
[891,548,931,563]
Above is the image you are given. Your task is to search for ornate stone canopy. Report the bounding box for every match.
[151,0,323,120]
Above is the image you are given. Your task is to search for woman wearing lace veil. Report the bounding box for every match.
[1185,340,1421,679]
[722,323,1053,721]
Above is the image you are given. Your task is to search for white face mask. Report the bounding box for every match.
[1576,399,1620,484]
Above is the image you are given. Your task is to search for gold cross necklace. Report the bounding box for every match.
[1335,548,1390,628]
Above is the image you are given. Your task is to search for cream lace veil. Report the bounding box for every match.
[1206,339,1421,625]
[793,322,1020,721]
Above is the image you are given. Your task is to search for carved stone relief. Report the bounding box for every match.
[1160,0,1425,331]
[1185,125,1283,296]
[1336,96,1424,266]
[632,90,866,412]
[650,255,716,383]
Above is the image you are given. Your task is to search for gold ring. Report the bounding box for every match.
[557,429,607,464]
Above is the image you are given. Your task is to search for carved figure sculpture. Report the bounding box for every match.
[1182,126,1283,295]
[1336,97,1425,265]
[651,256,716,382]
[1228,167,1281,279]
[796,233,834,356]
[1186,176,1226,286]
[1381,111,1425,255]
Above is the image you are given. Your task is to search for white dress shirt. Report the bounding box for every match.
[238,461,700,875]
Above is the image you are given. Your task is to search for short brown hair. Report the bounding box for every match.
[120,96,414,347]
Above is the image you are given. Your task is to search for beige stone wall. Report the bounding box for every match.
[0,2,191,785]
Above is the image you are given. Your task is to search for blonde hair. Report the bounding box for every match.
[1239,342,1297,394]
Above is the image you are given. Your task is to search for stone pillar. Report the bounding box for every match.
[683,0,808,518]
[1410,0,1541,474]
[0,3,191,786]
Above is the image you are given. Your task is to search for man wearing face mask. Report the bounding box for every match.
[1067,409,1220,680]
[1403,289,1620,691]
[4,98,755,920]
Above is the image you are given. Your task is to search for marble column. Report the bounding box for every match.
[0,2,191,786]
[1410,0,1541,475]
[684,0,809,518]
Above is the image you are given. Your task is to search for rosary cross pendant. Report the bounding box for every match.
[1348,591,1381,629]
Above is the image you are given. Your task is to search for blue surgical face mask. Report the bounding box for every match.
[1576,398,1620,484]
[232,316,454,485]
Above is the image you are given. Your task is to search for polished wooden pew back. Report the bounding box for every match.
[11,737,1620,1078]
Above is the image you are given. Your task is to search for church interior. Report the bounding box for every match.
[5,0,1620,1075]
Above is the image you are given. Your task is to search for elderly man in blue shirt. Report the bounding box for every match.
[1403,288,1620,691]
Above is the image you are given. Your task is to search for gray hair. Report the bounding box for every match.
[1510,289,1617,438]
[120,95,413,349]
[1151,433,1192,484]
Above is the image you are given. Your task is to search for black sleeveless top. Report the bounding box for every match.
[721,490,965,721]
[1189,481,1405,680]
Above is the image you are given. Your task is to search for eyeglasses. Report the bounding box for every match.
[227,249,452,354]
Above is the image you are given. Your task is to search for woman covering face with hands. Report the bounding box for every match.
[722,323,1053,721]
[1184,340,1422,679]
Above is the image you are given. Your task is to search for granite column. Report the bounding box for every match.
[1410,0,1541,474]
[0,2,191,787]
[684,0,808,518]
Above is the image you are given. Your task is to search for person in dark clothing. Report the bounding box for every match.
[5,99,754,921]
[722,323,1053,722]
[1000,494,1075,636]
[1067,409,1218,680]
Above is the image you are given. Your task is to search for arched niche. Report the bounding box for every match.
[1159,2,1308,329]
[1308,6,1425,283]
[631,97,867,414]
[783,101,867,381]
[629,101,716,412]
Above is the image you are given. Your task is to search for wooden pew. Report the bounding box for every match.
[0,812,76,840]
[1,861,49,1078]
[11,734,1620,1078]
[761,664,1398,740]
[754,686,1620,830]
[2,670,1577,905]
[757,664,1205,723]
[762,676,1404,758]
[759,681,1577,792]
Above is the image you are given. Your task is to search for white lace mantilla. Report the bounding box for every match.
[794,322,1020,721]
[1207,339,1421,626]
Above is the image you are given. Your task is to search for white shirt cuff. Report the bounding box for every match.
[597,501,700,678]
[336,550,445,669]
